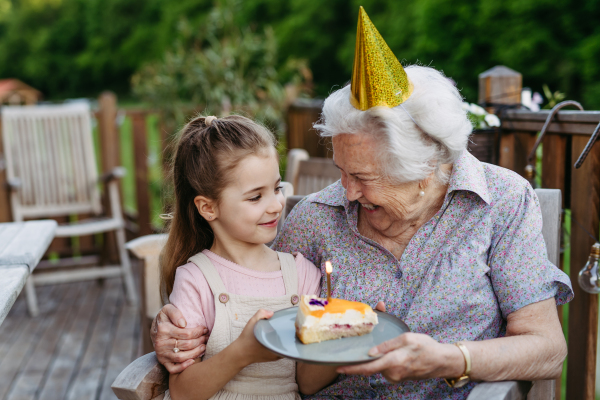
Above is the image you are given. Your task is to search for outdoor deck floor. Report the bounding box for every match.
[0,277,141,400]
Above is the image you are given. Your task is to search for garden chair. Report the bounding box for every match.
[1,102,137,316]
[112,188,561,400]
[284,149,340,196]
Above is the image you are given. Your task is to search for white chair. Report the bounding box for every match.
[284,149,340,196]
[1,102,137,316]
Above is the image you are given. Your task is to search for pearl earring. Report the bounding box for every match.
[419,190,425,197]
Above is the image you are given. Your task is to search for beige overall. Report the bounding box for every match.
[165,252,301,400]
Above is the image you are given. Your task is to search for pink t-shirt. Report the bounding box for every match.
[169,249,322,333]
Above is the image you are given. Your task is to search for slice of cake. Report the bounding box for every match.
[295,295,379,344]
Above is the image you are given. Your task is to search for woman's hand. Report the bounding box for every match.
[337,332,463,383]
[150,304,209,374]
[232,309,281,366]
[339,298,567,383]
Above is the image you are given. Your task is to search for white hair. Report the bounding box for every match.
[314,65,472,183]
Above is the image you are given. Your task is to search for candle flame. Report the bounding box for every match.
[325,261,333,274]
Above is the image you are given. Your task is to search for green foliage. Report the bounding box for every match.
[2,0,600,109]
[542,84,566,109]
[131,0,287,134]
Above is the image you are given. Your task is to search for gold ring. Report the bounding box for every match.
[173,339,180,353]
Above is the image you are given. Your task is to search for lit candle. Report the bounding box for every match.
[325,261,333,301]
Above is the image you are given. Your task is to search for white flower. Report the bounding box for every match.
[469,104,487,116]
[484,114,501,127]
[461,102,471,111]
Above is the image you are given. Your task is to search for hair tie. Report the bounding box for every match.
[205,116,217,126]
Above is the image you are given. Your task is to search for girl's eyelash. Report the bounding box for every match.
[249,186,282,202]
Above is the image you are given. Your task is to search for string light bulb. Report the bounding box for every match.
[578,242,600,294]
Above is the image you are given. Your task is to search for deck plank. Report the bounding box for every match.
[66,279,122,400]
[37,280,105,400]
[98,300,139,400]
[0,274,140,400]
[6,282,83,400]
[0,285,60,399]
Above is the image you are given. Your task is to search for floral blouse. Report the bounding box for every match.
[272,150,573,400]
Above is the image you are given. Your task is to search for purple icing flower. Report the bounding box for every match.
[309,298,328,307]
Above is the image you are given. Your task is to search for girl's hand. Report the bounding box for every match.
[234,309,282,366]
[336,332,464,383]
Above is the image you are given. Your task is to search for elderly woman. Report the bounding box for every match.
[150,7,572,399]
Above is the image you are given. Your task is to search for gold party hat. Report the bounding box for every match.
[350,6,413,110]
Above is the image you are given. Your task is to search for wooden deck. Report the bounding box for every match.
[0,277,141,400]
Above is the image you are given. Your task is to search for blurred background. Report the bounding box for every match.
[2,0,600,106]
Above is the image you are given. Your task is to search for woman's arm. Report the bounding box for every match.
[296,363,339,395]
[169,310,281,400]
[337,297,566,383]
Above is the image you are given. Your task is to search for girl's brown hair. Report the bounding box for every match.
[160,115,276,303]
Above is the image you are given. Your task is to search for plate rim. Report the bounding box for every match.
[254,308,411,366]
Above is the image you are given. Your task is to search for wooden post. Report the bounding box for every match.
[131,111,152,236]
[541,133,571,398]
[566,135,600,400]
[286,99,330,158]
[478,66,532,174]
[0,115,11,222]
[97,92,121,262]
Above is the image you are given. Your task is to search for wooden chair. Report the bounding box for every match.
[1,102,137,316]
[284,149,340,196]
[112,188,562,400]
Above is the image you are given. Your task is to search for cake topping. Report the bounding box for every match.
[309,298,329,307]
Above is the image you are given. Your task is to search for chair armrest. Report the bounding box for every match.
[467,381,531,400]
[112,352,168,400]
[6,178,21,191]
[100,166,126,183]
[285,195,306,218]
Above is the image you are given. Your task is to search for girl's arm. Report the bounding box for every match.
[169,309,281,400]
[296,363,339,395]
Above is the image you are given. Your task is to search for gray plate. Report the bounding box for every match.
[254,307,410,365]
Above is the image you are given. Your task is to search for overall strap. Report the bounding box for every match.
[277,252,299,295]
[188,253,227,295]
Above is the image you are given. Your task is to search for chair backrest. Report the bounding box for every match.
[1,102,101,221]
[284,149,340,196]
[534,188,561,266]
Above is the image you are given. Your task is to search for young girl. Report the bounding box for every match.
[160,115,323,400]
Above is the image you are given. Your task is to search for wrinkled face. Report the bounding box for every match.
[213,150,284,245]
[332,133,422,232]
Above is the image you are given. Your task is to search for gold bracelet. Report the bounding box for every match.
[444,342,471,388]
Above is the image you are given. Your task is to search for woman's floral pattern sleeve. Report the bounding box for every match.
[272,197,320,266]
[488,183,573,319]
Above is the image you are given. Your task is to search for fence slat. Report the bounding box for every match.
[131,111,152,236]
[97,92,121,263]
[541,134,570,208]
[566,134,600,400]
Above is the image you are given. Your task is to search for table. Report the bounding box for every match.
[0,220,57,325]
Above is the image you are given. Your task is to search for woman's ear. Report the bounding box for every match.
[194,196,217,221]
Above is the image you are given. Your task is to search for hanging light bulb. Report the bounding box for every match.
[578,242,600,294]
